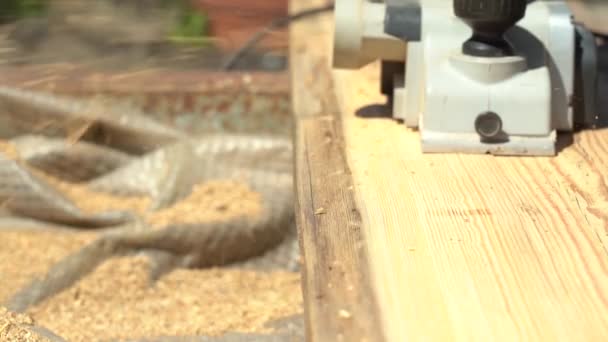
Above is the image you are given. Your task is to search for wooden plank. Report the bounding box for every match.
[292,0,608,341]
[289,1,385,341]
[335,63,608,341]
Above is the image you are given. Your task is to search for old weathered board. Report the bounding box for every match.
[291,1,608,341]
[290,1,385,341]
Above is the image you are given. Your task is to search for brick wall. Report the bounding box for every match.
[194,0,288,51]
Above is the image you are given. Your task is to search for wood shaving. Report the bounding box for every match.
[0,307,49,342]
[29,256,303,342]
[146,181,262,228]
[0,230,97,303]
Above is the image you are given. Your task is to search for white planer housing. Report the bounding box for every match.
[333,0,602,156]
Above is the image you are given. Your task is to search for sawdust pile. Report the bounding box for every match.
[36,173,261,225]
[29,256,303,342]
[0,142,151,216]
[0,307,49,342]
[1,139,299,341]
[146,181,263,227]
[41,173,151,216]
[0,230,97,303]
[1,139,263,224]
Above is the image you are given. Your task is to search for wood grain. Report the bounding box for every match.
[334,46,608,342]
[290,1,385,341]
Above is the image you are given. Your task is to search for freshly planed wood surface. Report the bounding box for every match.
[292,0,608,341]
[335,65,608,341]
[289,1,385,341]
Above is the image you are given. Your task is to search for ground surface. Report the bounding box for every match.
[1,176,304,341]
[0,4,300,338]
[30,256,302,341]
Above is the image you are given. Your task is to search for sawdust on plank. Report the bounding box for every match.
[0,307,49,342]
[0,230,97,303]
[146,181,262,228]
[29,256,303,342]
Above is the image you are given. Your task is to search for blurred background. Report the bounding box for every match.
[0,0,289,70]
[0,1,302,342]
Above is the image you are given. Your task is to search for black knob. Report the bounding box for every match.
[454,0,528,57]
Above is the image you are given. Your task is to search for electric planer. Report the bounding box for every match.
[333,0,607,156]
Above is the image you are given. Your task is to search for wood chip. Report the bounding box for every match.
[29,256,303,342]
[1,142,294,341]
[338,309,352,319]
[38,174,261,225]
[38,173,151,215]
[0,230,97,303]
[0,307,49,342]
[146,181,262,228]
[2,140,262,225]
[0,139,150,215]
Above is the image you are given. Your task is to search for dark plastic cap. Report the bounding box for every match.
[454,0,528,57]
